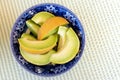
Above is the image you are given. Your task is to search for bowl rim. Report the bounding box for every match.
[10,3,85,77]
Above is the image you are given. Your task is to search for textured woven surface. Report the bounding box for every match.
[0,0,120,80]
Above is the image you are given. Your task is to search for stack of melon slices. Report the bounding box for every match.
[18,12,80,65]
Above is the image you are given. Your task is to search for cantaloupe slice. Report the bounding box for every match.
[38,17,69,40]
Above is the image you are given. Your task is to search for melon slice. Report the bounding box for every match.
[32,12,55,25]
[26,20,40,36]
[20,48,56,65]
[50,28,80,64]
[38,16,69,40]
[18,34,58,54]
[57,26,68,49]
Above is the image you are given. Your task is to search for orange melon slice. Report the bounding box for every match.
[38,16,69,40]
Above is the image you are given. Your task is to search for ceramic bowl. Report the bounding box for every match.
[10,3,85,76]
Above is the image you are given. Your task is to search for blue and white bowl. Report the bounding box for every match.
[10,3,85,76]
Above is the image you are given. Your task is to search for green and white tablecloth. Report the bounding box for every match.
[0,0,120,80]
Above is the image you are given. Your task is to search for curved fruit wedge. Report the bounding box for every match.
[32,12,55,25]
[26,20,40,36]
[18,34,58,54]
[50,28,80,64]
[38,16,69,40]
[57,26,68,50]
[20,48,56,65]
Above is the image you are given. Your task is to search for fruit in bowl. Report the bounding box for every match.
[19,11,80,65]
[10,3,85,76]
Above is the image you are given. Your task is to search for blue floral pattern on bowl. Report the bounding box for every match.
[10,3,85,76]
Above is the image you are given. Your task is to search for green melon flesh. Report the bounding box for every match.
[18,34,58,54]
[18,34,58,49]
[20,48,56,65]
[57,26,68,49]
[26,20,40,36]
[19,33,56,65]
[50,28,80,64]
[32,12,55,25]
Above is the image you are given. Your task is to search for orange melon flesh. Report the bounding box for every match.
[38,17,69,40]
